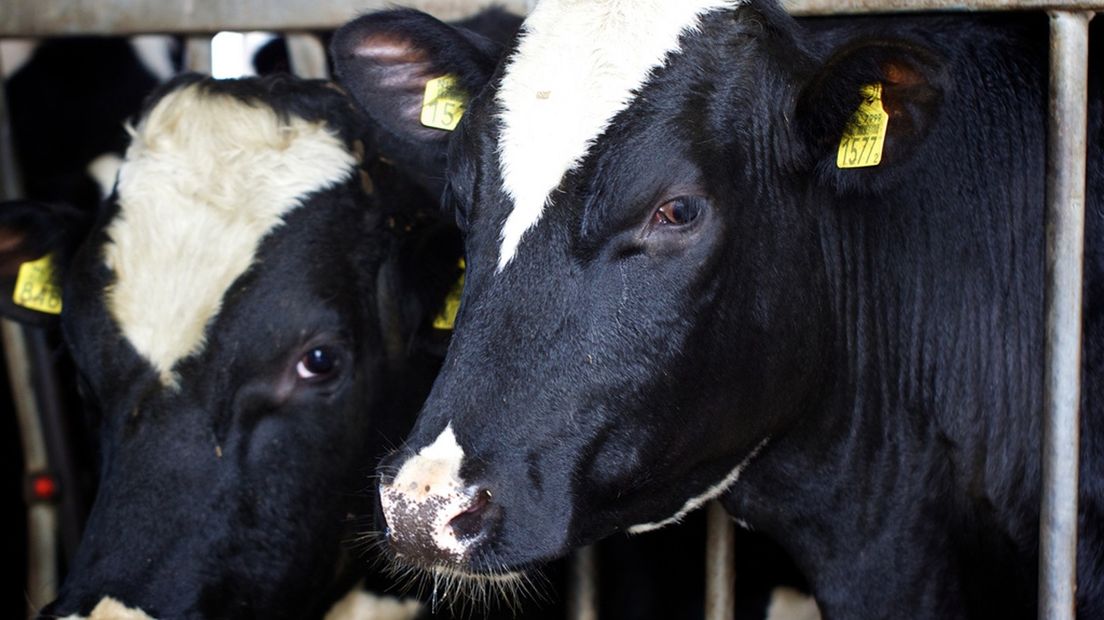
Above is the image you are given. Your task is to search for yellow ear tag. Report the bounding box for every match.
[432,258,465,330]
[836,83,889,169]
[13,254,62,315]
[421,75,467,132]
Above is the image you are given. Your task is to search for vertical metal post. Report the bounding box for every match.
[1039,10,1093,620]
[184,36,212,74]
[1,43,60,617]
[286,33,329,80]
[567,546,598,620]
[705,501,735,620]
[0,49,23,198]
[2,320,58,616]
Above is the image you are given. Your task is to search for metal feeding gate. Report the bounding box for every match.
[0,0,1097,618]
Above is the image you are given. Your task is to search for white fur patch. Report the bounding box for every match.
[380,423,477,559]
[104,83,356,386]
[765,587,822,620]
[61,596,158,620]
[627,438,768,534]
[1,39,38,79]
[87,152,123,199]
[131,35,177,82]
[494,0,740,270]
[323,587,422,620]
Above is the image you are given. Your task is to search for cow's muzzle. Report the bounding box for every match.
[379,424,498,565]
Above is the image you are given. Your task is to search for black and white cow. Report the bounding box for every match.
[0,73,462,619]
[332,2,1104,618]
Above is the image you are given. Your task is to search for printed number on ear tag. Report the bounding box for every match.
[13,254,62,315]
[433,259,465,331]
[836,83,889,169]
[421,75,467,132]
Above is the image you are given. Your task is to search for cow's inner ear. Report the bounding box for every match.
[335,31,446,144]
[332,10,501,152]
[793,40,945,193]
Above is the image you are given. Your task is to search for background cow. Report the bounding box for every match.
[0,73,466,619]
[332,1,1103,618]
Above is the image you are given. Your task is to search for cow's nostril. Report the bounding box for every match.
[448,488,495,540]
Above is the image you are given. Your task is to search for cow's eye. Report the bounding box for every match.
[296,347,339,381]
[651,196,704,227]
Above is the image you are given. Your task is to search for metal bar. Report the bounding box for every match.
[0,45,60,618]
[2,320,58,615]
[184,36,212,74]
[785,0,1104,15]
[5,0,1104,34]
[567,546,598,620]
[1039,10,1093,620]
[286,34,329,81]
[0,64,24,199]
[705,501,735,620]
[0,0,529,37]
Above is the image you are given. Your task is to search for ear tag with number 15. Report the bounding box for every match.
[836,83,889,169]
[421,75,467,131]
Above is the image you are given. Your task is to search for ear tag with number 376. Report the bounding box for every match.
[421,75,467,131]
[836,83,889,169]
[13,254,62,315]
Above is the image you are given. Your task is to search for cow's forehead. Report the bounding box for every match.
[493,0,740,270]
[103,83,357,387]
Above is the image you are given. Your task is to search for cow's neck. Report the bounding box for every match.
[725,395,972,618]
[725,188,1045,618]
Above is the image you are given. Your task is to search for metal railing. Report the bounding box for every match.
[0,1,1098,618]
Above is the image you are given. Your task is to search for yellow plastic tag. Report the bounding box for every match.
[13,254,62,315]
[836,83,889,169]
[420,76,467,131]
[432,259,465,330]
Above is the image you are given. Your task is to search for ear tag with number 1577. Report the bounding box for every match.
[836,83,889,169]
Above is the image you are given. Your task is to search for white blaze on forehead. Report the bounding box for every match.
[104,83,356,386]
[494,0,741,270]
[380,423,476,558]
[61,596,158,620]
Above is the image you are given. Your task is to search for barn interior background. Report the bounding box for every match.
[0,1,1096,618]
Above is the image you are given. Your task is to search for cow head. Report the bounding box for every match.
[0,74,459,619]
[335,0,944,582]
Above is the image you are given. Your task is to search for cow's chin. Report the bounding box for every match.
[383,552,545,614]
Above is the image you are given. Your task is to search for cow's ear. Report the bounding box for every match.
[0,200,89,326]
[794,39,945,194]
[331,9,503,181]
